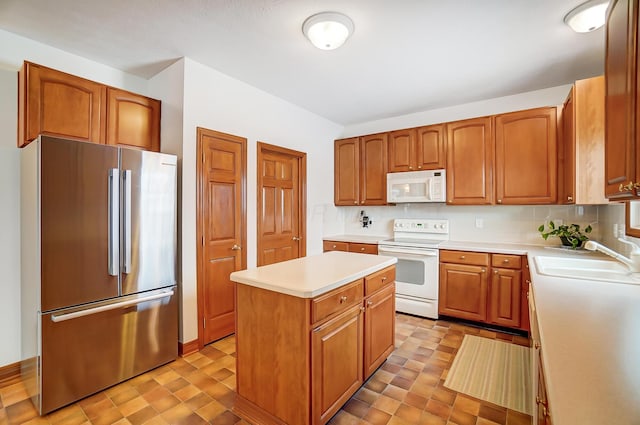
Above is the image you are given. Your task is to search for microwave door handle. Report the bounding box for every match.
[426,178,433,201]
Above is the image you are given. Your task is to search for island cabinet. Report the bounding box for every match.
[388,124,446,172]
[439,250,527,331]
[18,61,161,151]
[494,107,557,205]
[232,255,396,425]
[334,134,388,206]
[604,0,638,199]
[445,117,494,205]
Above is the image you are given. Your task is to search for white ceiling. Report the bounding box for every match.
[0,0,605,125]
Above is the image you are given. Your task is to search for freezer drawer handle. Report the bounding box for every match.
[50,290,174,323]
[108,168,120,276]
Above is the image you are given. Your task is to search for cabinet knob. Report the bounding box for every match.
[381,276,387,281]
[354,201,358,204]
[497,199,502,204]
[361,247,366,251]
[339,296,348,304]
[367,300,374,307]
[292,236,301,241]
[503,259,509,263]
[332,245,337,249]
[620,181,636,192]
[494,270,499,274]
[409,166,413,170]
[534,341,541,349]
[481,269,486,273]
[460,255,466,259]
[567,195,573,202]
[359,306,366,312]
[418,166,422,169]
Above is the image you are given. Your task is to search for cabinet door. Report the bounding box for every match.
[561,87,576,204]
[312,305,363,425]
[106,88,161,152]
[439,263,488,321]
[604,0,637,198]
[416,124,446,170]
[388,129,416,172]
[334,138,360,206]
[20,62,105,147]
[495,107,557,205]
[360,133,388,205]
[364,283,395,378]
[488,268,522,328]
[446,117,494,205]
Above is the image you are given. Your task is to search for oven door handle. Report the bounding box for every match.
[379,247,438,257]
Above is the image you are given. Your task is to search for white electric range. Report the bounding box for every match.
[378,218,449,319]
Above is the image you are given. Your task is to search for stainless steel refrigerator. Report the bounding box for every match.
[21,135,179,414]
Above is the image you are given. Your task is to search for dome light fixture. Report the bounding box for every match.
[302,12,354,50]
[564,0,610,33]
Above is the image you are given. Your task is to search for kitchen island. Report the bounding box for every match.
[230,251,397,425]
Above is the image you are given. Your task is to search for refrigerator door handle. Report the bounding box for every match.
[108,168,120,276]
[50,290,174,323]
[123,169,132,274]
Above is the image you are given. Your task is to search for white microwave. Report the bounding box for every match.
[387,169,446,203]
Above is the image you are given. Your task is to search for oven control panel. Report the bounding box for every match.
[393,219,449,234]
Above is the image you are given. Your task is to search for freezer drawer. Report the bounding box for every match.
[37,288,178,414]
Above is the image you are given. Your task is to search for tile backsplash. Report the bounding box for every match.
[322,203,620,247]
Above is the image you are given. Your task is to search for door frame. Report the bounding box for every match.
[196,127,247,350]
[256,142,307,265]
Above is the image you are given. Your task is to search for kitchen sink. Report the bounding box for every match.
[534,255,640,284]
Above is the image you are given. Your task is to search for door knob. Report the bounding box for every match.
[292,236,301,241]
[231,244,242,250]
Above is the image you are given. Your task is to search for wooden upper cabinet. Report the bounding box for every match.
[494,107,557,205]
[19,61,105,147]
[334,137,360,206]
[446,117,494,205]
[360,133,388,205]
[18,61,161,152]
[388,129,415,172]
[604,0,637,198]
[416,124,446,170]
[106,88,160,152]
[388,124,445,172]
[561,76,608,205]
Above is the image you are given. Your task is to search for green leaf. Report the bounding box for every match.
[538,225,544,232]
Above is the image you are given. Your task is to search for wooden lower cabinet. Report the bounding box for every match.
[323,240,378,254]
[312,305,363,424]
[440,250,527,331]
[235,266,395,425]
[439,263,488,322]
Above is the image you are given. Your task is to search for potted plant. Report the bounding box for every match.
[538,222,593,249]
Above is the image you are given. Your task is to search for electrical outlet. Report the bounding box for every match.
[475,218,483,229]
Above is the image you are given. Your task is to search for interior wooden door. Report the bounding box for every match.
[196,127,246,347]
[257,142,306,266]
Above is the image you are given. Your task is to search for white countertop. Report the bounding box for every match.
[323,234,390,244]
[525,247,640,425]
[230,251,397,298]
[325,235,640,424]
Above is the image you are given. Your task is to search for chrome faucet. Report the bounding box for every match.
[584,238,640,272]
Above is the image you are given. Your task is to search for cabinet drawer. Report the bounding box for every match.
[365,266,395,296]
[440,250,489,266]
[323,240,349,252]
[348,243,378,254]
[312,279,364,324]
[492,254,522,269]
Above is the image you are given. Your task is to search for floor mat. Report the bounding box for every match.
[444,334,532,415]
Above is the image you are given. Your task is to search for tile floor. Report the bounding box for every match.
[0,314,532,425]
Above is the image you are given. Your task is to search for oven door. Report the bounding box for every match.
[378,245,438,300]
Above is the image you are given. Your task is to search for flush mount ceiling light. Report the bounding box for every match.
[564,0,610,33]
[302,12,354,50]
